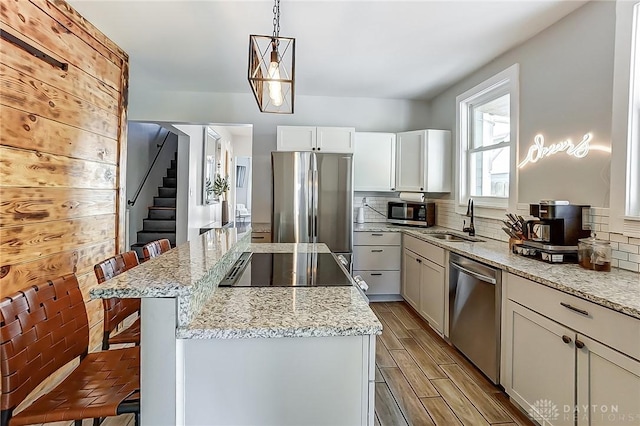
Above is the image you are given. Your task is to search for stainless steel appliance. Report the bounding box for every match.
[272,152,353,259]
[515,201,591,263]
[219,252,353,287]
[387,201,435,227]
[449,253,501,384]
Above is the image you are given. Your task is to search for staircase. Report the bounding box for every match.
[131,156,178,259]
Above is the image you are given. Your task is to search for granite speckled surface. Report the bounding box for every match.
[356,223,640,319]
[91,232,381,337]
[178,286,381,339]
[90,227,251,326]
[176,242,381,339]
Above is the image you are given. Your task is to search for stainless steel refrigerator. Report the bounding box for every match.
[272,152,353,258]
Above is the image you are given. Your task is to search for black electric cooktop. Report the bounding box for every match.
[219,252,352,287]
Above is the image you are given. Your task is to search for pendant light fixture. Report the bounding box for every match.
[248,0,295,114]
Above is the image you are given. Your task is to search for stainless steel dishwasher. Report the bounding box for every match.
[449,252,502,384]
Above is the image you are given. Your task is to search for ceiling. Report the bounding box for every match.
[68,0,588,101]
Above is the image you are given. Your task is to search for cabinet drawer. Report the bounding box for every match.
[251,232,271,243]
[353,246,401,270]
[353,270,401,295]
[403,234,445,266]
[354,232,401,246]
[507,273,640,361]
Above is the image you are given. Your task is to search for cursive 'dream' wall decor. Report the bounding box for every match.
[518,133,611,168]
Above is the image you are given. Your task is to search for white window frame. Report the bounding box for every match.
[455,64,519,218]
[611,1,640,237]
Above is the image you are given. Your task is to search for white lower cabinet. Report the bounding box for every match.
[402,248,421,309]
[417,257,445,334]
[576,335,640,426]
[504,273,640,426]
[401,235,445,334]
[506,301,575,426]
[354,232,402,301]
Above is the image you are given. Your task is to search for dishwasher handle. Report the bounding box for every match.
[450,262,497,285]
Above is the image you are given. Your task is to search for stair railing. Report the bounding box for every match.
[128,130,171,207]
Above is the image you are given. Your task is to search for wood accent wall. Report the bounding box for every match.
[0,0,128,359]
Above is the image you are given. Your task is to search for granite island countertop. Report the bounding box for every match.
[355,222,640,319]
[177,242,382,339]
[90,229,382,338]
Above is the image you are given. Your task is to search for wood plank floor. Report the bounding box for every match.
[56,302,534,426]
[371,301,535,426]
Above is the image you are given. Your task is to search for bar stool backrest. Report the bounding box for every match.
[141,239,171,262]
[0,274,89,412]
[94,251,140,335]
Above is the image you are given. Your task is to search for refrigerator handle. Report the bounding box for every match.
[313,167,319,239]
[307,167,313,239]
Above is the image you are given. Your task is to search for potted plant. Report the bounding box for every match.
[213,174,230,224]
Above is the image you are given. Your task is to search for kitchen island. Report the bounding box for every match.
[90,228,381,426]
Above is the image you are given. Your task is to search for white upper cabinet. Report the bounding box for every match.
[354,132,396,192]
[277,126,355,153]
[395,129,451,193]
[317,127,355,153]
[276,126,316,151]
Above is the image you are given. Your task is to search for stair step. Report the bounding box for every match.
[136,231,176,245]
[154,197,176,207]
[158,187,177,197]
[163,177,177,188]
[166,168,177,178]
[143,219,176,232]
[170,159,176,169]
[148,207,176,220]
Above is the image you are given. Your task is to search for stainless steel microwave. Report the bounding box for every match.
[387,201,435,227]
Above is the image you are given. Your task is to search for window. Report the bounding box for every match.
[456,64,519,216]
[611,1,640,236]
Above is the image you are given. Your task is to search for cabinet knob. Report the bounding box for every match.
[561,335,572,344]
[575,339,585,349]
[420,187,424,191]
[391,188,395,191]
[416,258,422,263]
[312,147,316,151]
[317,147,321,151]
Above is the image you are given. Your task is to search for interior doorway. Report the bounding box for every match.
[234,156,252,226]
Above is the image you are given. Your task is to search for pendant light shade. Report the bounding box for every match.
[248,0,295,114]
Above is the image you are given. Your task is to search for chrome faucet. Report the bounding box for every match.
[463,199,475,236]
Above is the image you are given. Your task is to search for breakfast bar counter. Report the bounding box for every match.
[90,228,381,426]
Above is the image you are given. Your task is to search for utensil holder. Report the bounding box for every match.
[509,238,523,253]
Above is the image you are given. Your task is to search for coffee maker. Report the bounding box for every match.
[515,201,591,263]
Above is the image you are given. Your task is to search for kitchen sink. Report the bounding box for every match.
[428,233,483,242]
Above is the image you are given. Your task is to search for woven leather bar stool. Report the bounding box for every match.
[141,238,172,262]
[0,274,140,426]
[94,251,141,350]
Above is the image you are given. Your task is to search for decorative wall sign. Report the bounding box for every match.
[518,133,610,168]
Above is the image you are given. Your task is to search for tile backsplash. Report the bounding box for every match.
[353,193,640,273]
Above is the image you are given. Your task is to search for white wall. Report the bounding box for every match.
[128,92,430,223]
[427,0,616,208]
[172,124,218,242]
[126,122,178,248]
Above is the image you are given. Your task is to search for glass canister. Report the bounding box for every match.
[578,236,612,271]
